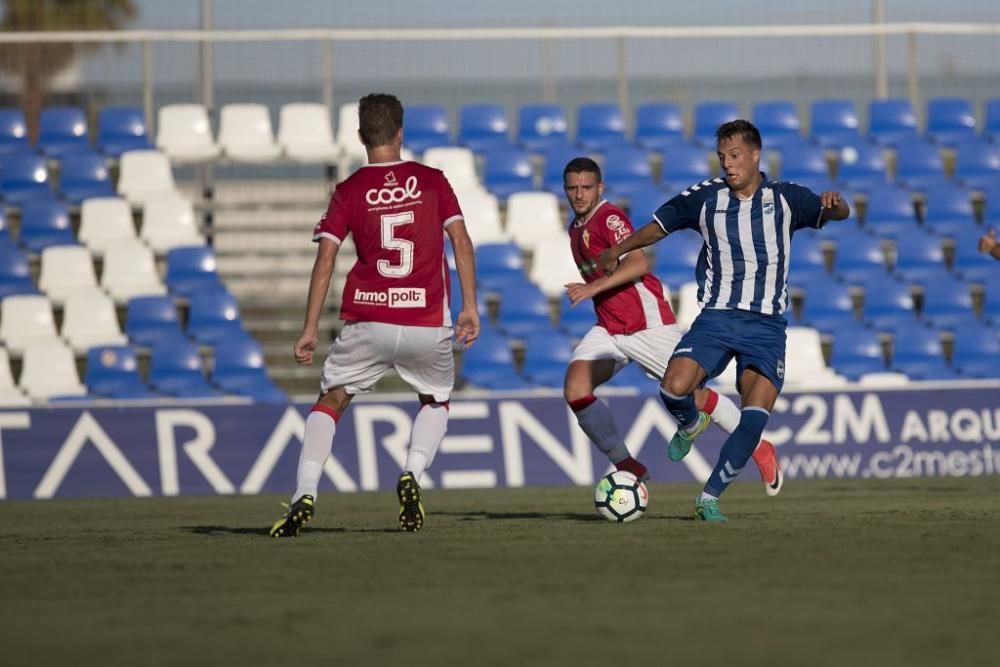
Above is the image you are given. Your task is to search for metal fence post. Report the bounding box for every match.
[907,31,920,115]
[142,40,154,135]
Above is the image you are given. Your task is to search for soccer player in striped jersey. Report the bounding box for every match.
[600,120,850,521]
[561,157,781,488]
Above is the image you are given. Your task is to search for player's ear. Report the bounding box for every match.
[598,180,605,196]
[395,127,404,145]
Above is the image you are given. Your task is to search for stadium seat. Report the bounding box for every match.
[576,103,626,152]
[218,104,282,163]
[557,292,596,338]
[541,145,582,194]
[891,327,954,379]
[211,334,286,402]
[475,242,528,293]
[0,347,30,406]
[97,106,152,157]
[954,139,1000,191]
[125,295,183,347]
[837,141,888,192]
[529,239,580,298]
[926,97,976,147]
[868,99,918,147]
[787,233,829,282]
[606,362,655,390]
[920,277,976,330]
[894,140,946,191]
[117,150,177,206]
[452,189,508,245]
[693,101,740,147]
[986,98,1000,142]
[950,227,995,284]
[19,199,75,253]
[156,104,221,162]
[459,327,529,390]
[447,269,488,324]
[810,99,861,148]
[101,240,168,303]
[140,193,206,253]
[61,291,129,353]
[165,245,223,297]
[403,104,451,154]
[798,279,855,333]
[675,281,700,330]
[482,147,534,199]
[520,329,573,388]
[0,108,29,154]
[785,327,847,388]
[19,340,88,400]
[634,103,685,151]
[58,152,115,204]
[424,146,482,193]
[0,294,60,355]
[187,290,245,344]
[951,325,1000,378]
[0,152,52,205]
[78,197,137,255]
[778,142,829,182]
[752,100,803,150]
[37,244,100,305]
[893,232,947,284]
[831,228,887,284]
[660,143,710,188]
[37,106,90,157]
[922,182,976,236]
[517,104,569,152]
[85,345,155,399]
[863,278,917,332]
[495,281,551,339]
[602,146,655,199]
[626,186,668,224]
[861,185,916,237]
[148,338,223,398]
[505,191,564,249]
[654,230,703,289]
[0,243,37,299]
[277,103,339,163]
[829,325,886,380]
[458,104,510,153]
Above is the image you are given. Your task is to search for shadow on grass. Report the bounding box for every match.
[184,525,403,537]
[434,510,698,523]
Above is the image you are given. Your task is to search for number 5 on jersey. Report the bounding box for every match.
[377,211,414,278]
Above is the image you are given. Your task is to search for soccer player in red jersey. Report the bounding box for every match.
[270,94,480,536]
[561,157,781,491]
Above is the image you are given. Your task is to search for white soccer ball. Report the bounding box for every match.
[594,470,649,523]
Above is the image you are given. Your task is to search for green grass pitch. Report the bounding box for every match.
[2,477,999,667]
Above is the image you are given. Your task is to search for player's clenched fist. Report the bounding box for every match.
[819,191,843,209]
[293,329,318,365]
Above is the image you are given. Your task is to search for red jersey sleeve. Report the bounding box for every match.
[438,176,464,228]
[312,185,350,244]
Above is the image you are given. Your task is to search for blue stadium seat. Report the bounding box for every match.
[922,182,976,236]
[37,106,90,157]
[518,104,569,152]
[459,326,529,390]
[894,141,946,191]
[954,138,1000,191]
[165,246,223,297]
[634,103,685,151]
[829,325,886,380]
[952,325,1000,378]
[789,176,842,197]
[187,290,245,344]
[58,152,115,204]
[779,142,828,182]
[403,105,450,154]
[476,242,530,293]
[483,147,534,199]
[985,287,1000,325]
[752,100,802,150]
[521,329,573,387]
[653,230,703,289]
[603,146,655,198]
[541,145,582,194]
[868,99,918,147]
[833,231,888,283]
[626,186,668,224]
[837,141,888,192]
[926,97,976,147]
[798,279,855,333]
[458,104,509,153]
[891,327,955,379]
[787,233,828,282]
[606,362,655,390]
[211,334,287,402]
[861,185,916,237]
[893,232,947,284]
[921,276,975,330]
[0,152,52,204]
[986,98,1000,142]
[19,199,75,253]
[988,185,1000,226]
[0,242,37,299]
[950,227,995,284]
[863,278,917,332]
[149,338,224,398]
[496,281,551,339]
[97,106,152,157]
[85,345,156,399]
[125,295,184,347]
[810,99,861,148]
[576,103,626,152]
[558,293,596,338]
[661,143,710,189]
[448,269,488,323]
[0,108,30,154]
[693,101,739,147]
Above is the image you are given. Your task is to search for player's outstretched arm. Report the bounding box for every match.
[819,191,851,222]
[978,228,1000,260]
[294,238,340,365]
[565,248,649,307]
[445,219,481,348]
[598,221,666,275]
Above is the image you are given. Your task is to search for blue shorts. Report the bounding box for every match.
[669,309,788,392]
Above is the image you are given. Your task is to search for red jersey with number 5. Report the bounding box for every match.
[313,160,463,326]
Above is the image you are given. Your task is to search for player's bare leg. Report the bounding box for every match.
[659,357,711,462]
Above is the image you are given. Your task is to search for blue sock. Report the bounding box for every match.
[704,407,770,497]
[658,387,699,430]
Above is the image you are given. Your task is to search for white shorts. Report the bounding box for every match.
[570,324,683,380]
[320,321,454,402]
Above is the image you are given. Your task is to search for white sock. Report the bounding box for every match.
[574,399,630,463]
[405,403,449,484]
[293,410,337,502]
[708,391,741,433]
[698,491,718,502]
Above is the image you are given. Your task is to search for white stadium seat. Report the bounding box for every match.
[423,147,482,192]
[218,104,282,163]
[529,235,580,297]
[505,191,564,250]
[156,104,221,163]
[785,327,848,388]
[19,341,88,401]
[676,281,701,330]
[141,193,206,253]
[117,150,178,206]
[278,103,340,163]
[0,348,30,406]
[100,240,168,303]
[0,295,61,355]
[79,197,137,256]
[453,188,509,245]
[61,291,129,353]
[38,245,102,305]
[335,102,366,173]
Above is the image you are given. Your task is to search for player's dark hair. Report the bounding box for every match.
[716,119,762,150]
[563,156,603,183]
[358,93,404,148]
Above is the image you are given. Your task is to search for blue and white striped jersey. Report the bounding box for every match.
[653,175,825,317]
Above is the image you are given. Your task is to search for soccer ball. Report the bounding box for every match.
[594,470,648,523]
